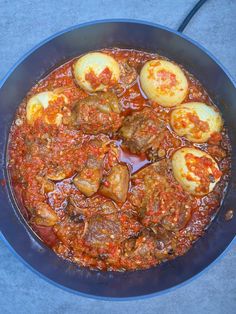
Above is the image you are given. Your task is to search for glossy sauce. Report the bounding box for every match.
[8,49,231,271]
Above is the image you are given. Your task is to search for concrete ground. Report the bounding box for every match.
[0,0,235,313]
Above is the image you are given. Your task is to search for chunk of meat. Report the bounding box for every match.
[119,61,137,86]
[67,193,118,218]
[84,214,121,247]
[130,160,196,231]
[100,200,118,215]
[119,107,166,154]
[132,231,160,258]
[150,224,175,247]
[144,189,192,231]
[119,209,143,238]
[122,230,173,268]
[71,92,123,134]
[31,202,58,226]
[73,155,103,197]
[36,176,55,193]
[54,217,85,245]
[47,168,68,181]
[99,164,129,203]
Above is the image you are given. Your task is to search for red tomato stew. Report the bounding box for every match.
[8,49,231,271]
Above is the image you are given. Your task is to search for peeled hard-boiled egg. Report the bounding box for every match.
[170,102,223,143]
[140,59,188,107]
[73,52,120,92]
[172,147,222,196]
[26,91,67,125]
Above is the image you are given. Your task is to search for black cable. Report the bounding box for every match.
[177,0,208,33]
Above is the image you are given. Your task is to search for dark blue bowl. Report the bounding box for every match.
[0,20,236,300]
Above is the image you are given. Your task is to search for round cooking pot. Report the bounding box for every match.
[0,20,236,300]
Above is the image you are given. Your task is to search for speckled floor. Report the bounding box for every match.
[0,0,236,313]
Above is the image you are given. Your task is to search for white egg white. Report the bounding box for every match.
[140,59,188,107]
[170,102,223,142]
[26,91,67,125]
[73,52,120,92]
[172,147,221,195]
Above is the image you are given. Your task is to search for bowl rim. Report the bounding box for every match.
[1,19,235,90]
[0,18,236,301]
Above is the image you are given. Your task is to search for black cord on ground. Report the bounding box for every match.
[177,0,208,33]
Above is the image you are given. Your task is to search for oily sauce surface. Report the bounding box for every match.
[8,49,231,271]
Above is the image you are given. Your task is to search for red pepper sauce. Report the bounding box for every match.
[8,49,231,271]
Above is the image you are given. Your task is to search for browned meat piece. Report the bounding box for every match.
[31,202,58,227]
[119,107,167,154]
[84,214,121,247]
[71,92,123,134]
[47,168,68,181]
[99,164,129,203]
[45,155,80,180]
[119,209,143,238]
[36,176,55,193]
[68,194,118,218]
[100,200,119,215]
[122,230,173,268]
[73,155,103,197]
[130,160,196,231]
[54,217,85,245]
[147,192,192,231]
[72,138,109,197]
[150,224,175,250]
[119,62,138,86]
[132,231,161,258]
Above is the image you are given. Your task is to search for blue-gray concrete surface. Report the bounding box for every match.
[0,0,235,313]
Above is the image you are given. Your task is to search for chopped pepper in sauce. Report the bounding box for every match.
[8,48,231,271]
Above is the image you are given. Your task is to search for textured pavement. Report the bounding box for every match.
[0,0,236,313]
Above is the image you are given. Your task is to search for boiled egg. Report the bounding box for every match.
[172,147,222,195]
[170,102,223,142]
[26,91,68,125]
[73,52,120,92]
[140,59,188,107]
